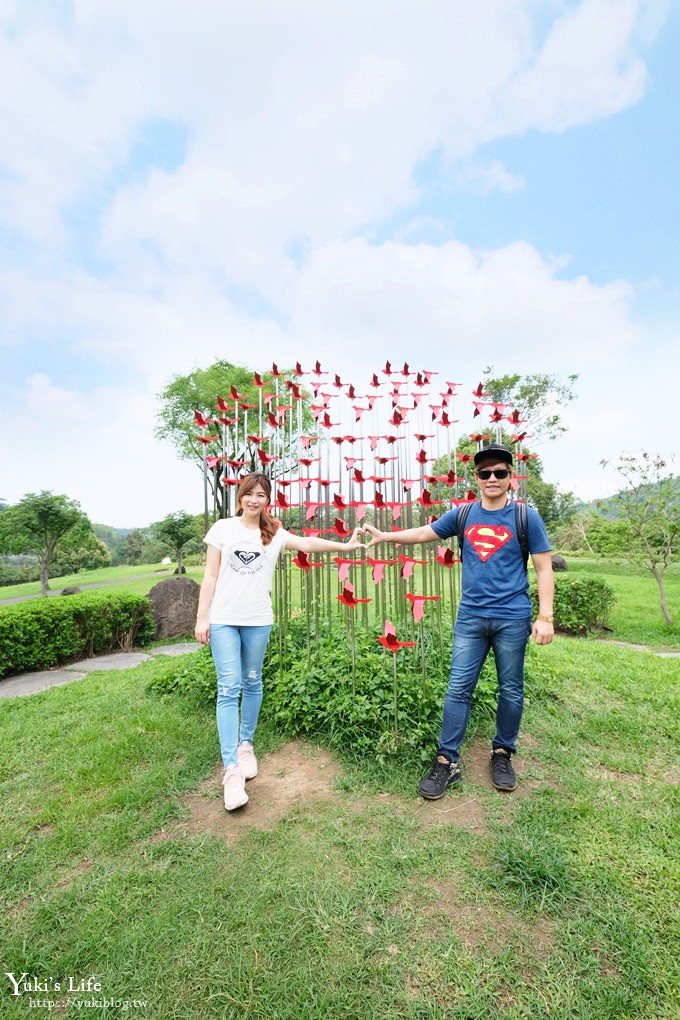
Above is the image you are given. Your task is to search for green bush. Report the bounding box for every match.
[149,617,556,763]
[531,575,616,635]
[0,592,155,678]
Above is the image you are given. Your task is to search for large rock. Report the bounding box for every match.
[147,576,200,639]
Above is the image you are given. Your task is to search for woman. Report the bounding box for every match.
[195,472,362,811]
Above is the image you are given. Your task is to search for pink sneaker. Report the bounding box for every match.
[237,741,258,780]
[222,765,248,811]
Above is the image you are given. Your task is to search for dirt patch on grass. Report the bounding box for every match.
[413,737,559,834]
[154,736,560,844]
[423,877,555,954]
[56,858,93,890]
[156,741,342,843]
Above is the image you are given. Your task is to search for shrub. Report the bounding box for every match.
[531,575,615,636]
[149,617,556,763]
[0,592,155,677]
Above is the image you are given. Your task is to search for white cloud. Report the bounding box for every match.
[0,373,199,526]
[0,0,673,525]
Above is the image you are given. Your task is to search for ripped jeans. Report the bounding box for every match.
[209,624,272,769]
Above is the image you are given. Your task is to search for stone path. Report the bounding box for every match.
[0,642,201,699]
[2,636,678,701]
[595,639,680,659]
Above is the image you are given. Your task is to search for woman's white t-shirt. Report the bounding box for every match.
[203,517,290,626]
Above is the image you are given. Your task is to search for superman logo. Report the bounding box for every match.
[465,525,513,562]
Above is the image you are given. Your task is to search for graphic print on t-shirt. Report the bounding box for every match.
[230,546,264,573]
[464,524,513,562]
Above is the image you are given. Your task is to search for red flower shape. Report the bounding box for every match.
[398,554,428,578]
[293,551,323,572]
[366,558,399,583]
[436,546,459,567]
[404,593,441,622]
[338,583,371,608]
[377,620,416,652]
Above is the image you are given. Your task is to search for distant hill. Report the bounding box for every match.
[92,523,133,556]
[577,476,680,521]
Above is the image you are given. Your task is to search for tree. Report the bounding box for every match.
[523,472,577,531]
[153,511,200,572]
[155,360,315,526]
[601,452,679,625]
[481,367,579,444]
[120,528,144,566]
[0,492,89,594]
[50,520,112,576]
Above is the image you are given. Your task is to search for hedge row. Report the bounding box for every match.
[0,592,155,678]
[531,575,615,635]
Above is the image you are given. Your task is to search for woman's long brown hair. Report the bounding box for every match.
[236,473,278,547]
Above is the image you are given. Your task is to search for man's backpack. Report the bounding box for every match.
[455,500,529,569]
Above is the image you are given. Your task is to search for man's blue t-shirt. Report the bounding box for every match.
[430,501,551,619]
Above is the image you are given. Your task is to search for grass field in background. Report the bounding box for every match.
[0,563,202,601]
[1,636,678,1019]
[564,560,679,649]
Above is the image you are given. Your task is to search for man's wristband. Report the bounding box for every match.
[536,614,554,623]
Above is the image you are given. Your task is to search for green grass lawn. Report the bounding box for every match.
[563,560,680,650]
[0,563,192,601]
[1,637,679,1019]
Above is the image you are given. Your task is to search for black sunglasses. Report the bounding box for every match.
[476,468,511,480]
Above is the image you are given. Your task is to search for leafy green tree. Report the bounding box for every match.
[428,369,578,525]
[121,528,145,566]
[481,367,578,443]
[50,520,112,576]
[155,360,314,526]
[525,474,577,531]
[601,452,679,624]
[586,517,629,557]
[92,523,128,565]
[0,492,89,594]
[153,511,201,572]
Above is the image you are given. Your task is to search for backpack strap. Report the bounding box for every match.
[514,500,529,570]
[455,501,475,561]
[456,499,529,569]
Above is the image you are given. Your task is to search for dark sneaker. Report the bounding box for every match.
[490,749,517,791]
[419,755,462,800]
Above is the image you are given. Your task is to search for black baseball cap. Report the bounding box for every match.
[473,443,513,467]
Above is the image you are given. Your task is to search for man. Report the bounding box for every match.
[364,443,554,795]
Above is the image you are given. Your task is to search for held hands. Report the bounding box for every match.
[343,527,368,551]
[341,525,384,550]
[361,523,384,549]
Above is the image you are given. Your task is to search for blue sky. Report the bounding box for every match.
[0,0,678,526]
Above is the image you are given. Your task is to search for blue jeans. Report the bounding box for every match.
[210,624,272,769]
[438,614,532,763]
